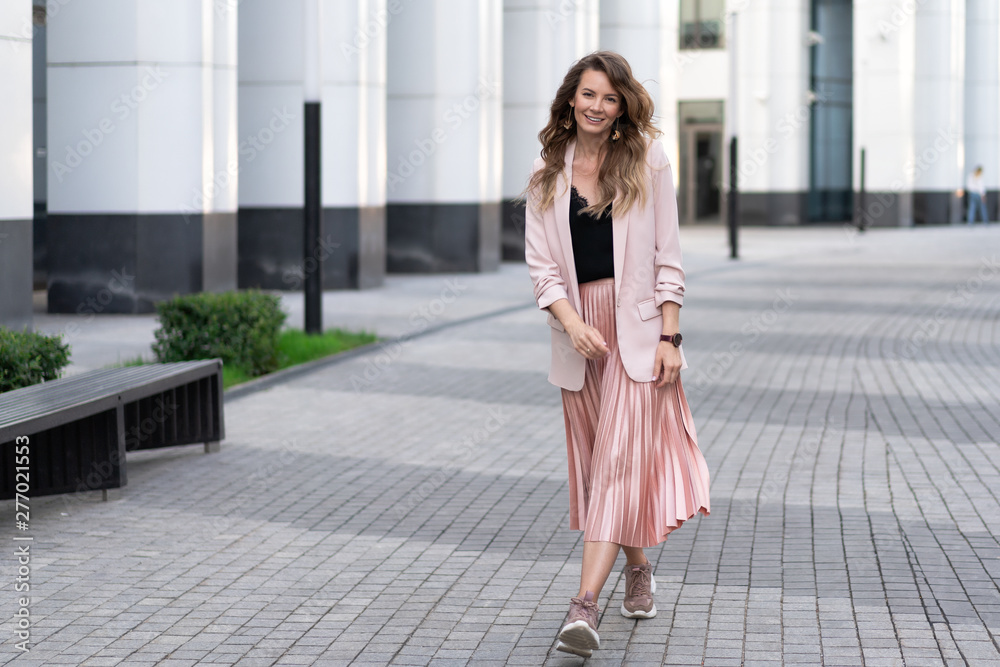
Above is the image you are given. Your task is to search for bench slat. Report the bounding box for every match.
[0,360,222,438]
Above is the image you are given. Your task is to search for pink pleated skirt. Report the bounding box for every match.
[561,278,710,548]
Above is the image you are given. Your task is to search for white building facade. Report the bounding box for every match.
[0,1,35,331]
[2,0,996,328]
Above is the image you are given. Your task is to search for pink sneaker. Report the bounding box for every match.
[556,591,600,657]
[620,561,657,618]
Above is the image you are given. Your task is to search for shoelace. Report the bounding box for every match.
[628,566,651,597]
[569,597,598,624]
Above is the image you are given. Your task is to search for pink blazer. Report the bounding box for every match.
[525,138,687,391]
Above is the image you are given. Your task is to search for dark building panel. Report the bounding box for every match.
[386,202,500,273]
[0,219,34,330]
[738,192,808,226]
[46,213,236,314]
[238,206,385,290]
[502,199,525,262]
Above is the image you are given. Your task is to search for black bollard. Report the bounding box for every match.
[857,147,867,232]
[728,137,739,259]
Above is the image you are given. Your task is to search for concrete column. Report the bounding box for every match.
[659,2,680,171]
[733,0,811,225]
[320,0,387,288]
[964,0,998,220]
[599,0,678,169]
[237,0,386,291]
[386,0,503,273]
[236,0,306,290]
[46,0,238,314]
[854,0,917,226]
[0,0,34,330]
[501,0,597,260]
[912,0,964,224]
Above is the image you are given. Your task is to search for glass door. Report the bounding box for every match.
[679,123,724,224]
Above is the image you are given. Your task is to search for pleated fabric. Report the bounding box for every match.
[561,278,710,548]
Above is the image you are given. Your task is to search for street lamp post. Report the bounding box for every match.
[727,11,739,259]
[303,0,322,334]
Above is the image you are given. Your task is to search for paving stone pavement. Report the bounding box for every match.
[3,225,1000,666]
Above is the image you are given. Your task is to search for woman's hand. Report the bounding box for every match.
[654,341,682,387]
[567,321,609,360]
[548,299,608,360]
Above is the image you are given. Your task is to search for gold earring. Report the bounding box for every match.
[562,108,574,130]
[611,117,622,142]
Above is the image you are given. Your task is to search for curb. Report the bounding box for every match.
[223,301,537,401]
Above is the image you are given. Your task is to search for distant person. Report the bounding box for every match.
[524,51,710,658]
[966,165,988,224]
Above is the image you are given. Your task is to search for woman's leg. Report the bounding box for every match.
[622,546,650,566]
[578,544,653,597]
[578,541,621,599]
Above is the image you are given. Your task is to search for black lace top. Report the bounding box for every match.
[569,186,614,284]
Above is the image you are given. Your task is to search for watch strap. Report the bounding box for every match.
[659,333,682,347]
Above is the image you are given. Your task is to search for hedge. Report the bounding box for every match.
[0,327,71,393]
[152,291,286,377]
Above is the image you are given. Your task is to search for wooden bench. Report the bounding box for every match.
[0,360,225,500]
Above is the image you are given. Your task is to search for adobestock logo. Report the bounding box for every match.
[340,0,409,60]
[50,67,170,183]
[180,107,296,222]
[387,76,500,193]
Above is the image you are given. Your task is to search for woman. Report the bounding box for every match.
[524,51,711,658]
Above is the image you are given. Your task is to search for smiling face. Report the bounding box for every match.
[569,69,624,139]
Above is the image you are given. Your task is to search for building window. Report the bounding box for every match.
[680,0,725,50]
[808,0,853,222]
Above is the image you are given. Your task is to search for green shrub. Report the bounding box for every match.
[0,327,71,393]
[152,291,287,376]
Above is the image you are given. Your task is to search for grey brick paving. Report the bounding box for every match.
[3,226,1000,665]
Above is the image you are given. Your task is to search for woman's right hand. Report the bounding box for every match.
[548,299,608,359]
[566,321,609,360]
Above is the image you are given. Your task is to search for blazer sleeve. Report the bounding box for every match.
[524,159,570,310]
[649,140,686,308]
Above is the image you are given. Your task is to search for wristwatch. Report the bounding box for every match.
[659,333,683,347]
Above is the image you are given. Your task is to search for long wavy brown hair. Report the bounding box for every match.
[526,51,661,217]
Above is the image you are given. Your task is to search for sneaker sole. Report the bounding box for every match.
[620,602,657,618]
[555,640,592,658]
[558,620,600,651]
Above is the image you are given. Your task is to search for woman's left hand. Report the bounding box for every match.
[653,342,682,388]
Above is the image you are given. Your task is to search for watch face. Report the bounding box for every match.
[673,333,683,347]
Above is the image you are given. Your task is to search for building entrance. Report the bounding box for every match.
[679,122,723,225]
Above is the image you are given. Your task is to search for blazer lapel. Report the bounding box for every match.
[555,141,579,306]
[612,192,629,303]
